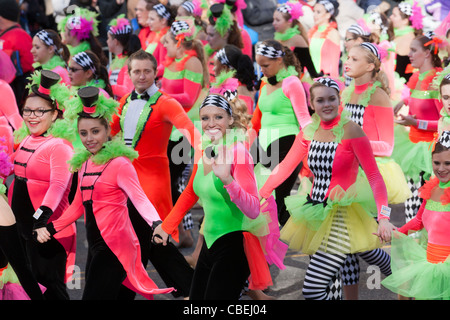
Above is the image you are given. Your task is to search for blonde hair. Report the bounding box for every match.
[230,97,251,130]
[357,46,390,96]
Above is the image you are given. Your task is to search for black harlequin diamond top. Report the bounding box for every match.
[308,140,338,202]
[344,103,366,127]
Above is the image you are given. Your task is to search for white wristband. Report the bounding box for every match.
[33,208,43,220]
[380,205,391,218]
[418,120,428,130]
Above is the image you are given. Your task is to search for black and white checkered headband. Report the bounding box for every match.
[445,74,450,81]
[256,43,285,58]
[36,30,54,47]
[171,20,190,36]
[73,52,96,74]
[200,94,233,116]
[276,4,291,14]
[439,131,450,149]
[154,3,171,20]
[318,0,335,15]
[425,31,435,40]
[216,48,233,69]
[347,24,369,37]
[223,89,238,102]
[369,11,388,35]
[109,24,131,35]
[316,77,340,92]
[181,1,195,14]
[398,2,412,16]
[360,42,381,61]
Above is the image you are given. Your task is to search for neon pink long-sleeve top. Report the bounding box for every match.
[404,69,442,139]
[160,54,204,112]
[0,79,23,154]
[11,134,76,281]
[51,156,173,298]
[398,178,450,247]
[259,119,389,220]
[345,103,394,157]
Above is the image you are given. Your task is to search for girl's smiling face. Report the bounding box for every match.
[200,105,233,143]
[23,96,58,137]
[310,85,340,122]
[78,117,111,155]
[432,150,450,184]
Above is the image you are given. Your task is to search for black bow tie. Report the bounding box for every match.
[131,91,150,101]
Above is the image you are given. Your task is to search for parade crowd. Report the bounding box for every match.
[0,0,449,301]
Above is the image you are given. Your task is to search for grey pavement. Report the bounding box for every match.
[67,200,405,301]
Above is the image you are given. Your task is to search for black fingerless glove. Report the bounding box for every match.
[33,206,53,229]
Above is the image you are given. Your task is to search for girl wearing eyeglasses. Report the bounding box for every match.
[67,51,113,98]
[10,70,76,300]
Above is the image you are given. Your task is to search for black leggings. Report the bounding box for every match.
[118,200,193,299]
[251,135,302,226]
[190,231,250,300]
[0,224,43,300]
[82,244,126,300]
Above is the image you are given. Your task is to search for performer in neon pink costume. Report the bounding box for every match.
[9,70,76,300]
[0,49,23,155]
[35,86,174,300]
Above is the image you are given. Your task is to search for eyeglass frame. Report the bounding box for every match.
[22,109,54,117]
[67,66,85,73]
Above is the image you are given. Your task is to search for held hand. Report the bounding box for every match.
[34,227,51,243]
[152,224,169,246]
[374,219,396,243]
[393,101,404,115]
[211,145,233,185]
[394,114,417,127]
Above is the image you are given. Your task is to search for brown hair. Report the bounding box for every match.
[259,39,302,77]
[440,76,450,94]
[309,81,340,103]
[414,35,442,69]
[40,29,70,63]
[127,49,158,73]
[279,11,309,45]
[25,93,63,119]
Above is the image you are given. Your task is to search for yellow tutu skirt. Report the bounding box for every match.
[281,180,381,255]
[376,157,411,204]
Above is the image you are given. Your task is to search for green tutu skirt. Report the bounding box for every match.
[382,231,450,300]
[391,125,433,183]
[280,177,381,255]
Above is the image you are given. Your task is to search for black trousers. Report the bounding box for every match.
[83,201,127,300]
[11,178,69,300]
[190,231,250,300]
[251,135,302,226]
[118,200,193,299]
[0,224,44,300]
